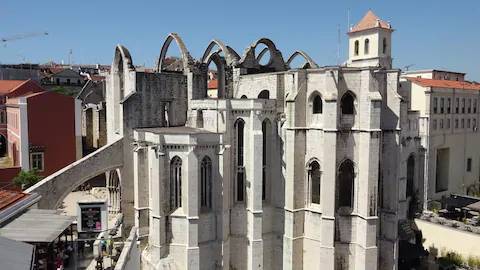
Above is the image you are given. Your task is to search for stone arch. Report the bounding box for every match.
[336,159,355,211]
[239,38,286,71]
[309,91,323,114]
[170,155,183,210]
[26,139,123,209]
[262,118,272,201]
[205,51,226,98]
[340,91,356,115]
[200,155,213,209]
[234,118,246,202]
[256,47,269,63]
[106,169,122,214]
[201,39,239,65]
[286,50,319,69]
[258,90,270,99]
[306,158,322,204]
[112,45,134,134]
[157,33,194,72]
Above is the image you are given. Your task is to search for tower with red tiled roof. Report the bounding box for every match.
[347,10,394,68]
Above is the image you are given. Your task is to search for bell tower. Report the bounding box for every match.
[347,10,394,69]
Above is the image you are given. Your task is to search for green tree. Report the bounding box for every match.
[13,169,43,190]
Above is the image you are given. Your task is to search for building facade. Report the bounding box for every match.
[101,11,425,270]
[4,89,82,177]
[401,70,480,204]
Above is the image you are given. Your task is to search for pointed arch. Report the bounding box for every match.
[256,47,270,65]
[112,45,134,133]
[341,91,356,115]
[309,91,323,114]
[239,37,286,70]
[205,51,226,98]
[286,50,319,69]
[201,39,239,65]
[200,155,213,209]
[306,158,321,205]
[337,159,355,210]
[262,118,272,201]
[157,33,194,72]
[234,118,246,202]
[170,156,183,211]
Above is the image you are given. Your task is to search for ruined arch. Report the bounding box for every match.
[256,47,269,63]
[286,50,319,69]
[239,38,286,71]
[157,33,194,72]
[201,39,239,66]
[112,45,134,134]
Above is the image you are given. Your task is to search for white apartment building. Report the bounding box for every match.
[401,70,480,204]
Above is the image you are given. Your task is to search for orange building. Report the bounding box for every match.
[0,80,81,180]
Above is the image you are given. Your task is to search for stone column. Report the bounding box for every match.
[186,149,200,270]
[148,146,166,260]
[218,144,231,269]
[247,110,263,270]
[320,97,338,269]
[133,146,149,239]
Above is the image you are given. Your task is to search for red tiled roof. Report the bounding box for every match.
[0,80,28,95]
[0,189,28,210]
[0,79,45,98]
[405,77,480,91]
[208,79,218,89]
[349,10,392,33]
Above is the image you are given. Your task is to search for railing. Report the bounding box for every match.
[114,227,140,270]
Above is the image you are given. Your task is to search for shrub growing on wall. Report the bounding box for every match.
[13,169,43,190]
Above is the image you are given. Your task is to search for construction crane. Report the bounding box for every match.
[1,32,48,43]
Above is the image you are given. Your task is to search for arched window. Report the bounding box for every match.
[240,95,248,99]
[341,92,355,115]
[364,39,370,55]
[312,95,323,114]
[235,119,245,202]
[406,155,415,198]
[383,38,387,54]
[308,160,321,204]
[262,119,271,201]
[258,90,270,99]
[354,40,359,56]
[170,156,182,211]
[337,159,354,210]
[200,156,212,209]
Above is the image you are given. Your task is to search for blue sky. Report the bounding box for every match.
[1,0,479,80]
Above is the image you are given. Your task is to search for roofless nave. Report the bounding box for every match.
[28,10,473,270]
